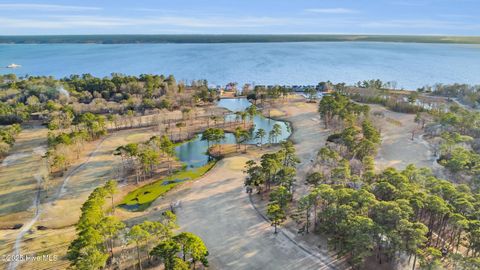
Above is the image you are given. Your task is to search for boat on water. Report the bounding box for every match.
[6,63,21,69]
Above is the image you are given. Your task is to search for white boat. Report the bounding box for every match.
[6,63,21,69]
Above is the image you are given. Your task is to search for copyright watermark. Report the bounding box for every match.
[2,254,58,262]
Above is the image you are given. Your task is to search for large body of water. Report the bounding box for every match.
[1,42,480,89]
[175,98,290,168]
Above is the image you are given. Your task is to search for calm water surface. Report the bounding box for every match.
[1,42,480,89]
[175,98,290,168]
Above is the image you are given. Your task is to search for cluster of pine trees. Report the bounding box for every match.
[300,163,480,269]
[425,104,480,192]
[317,92,380,185]
[318,92,370,129]
[244,141,299,232]
[114,135,176,184]
[67,180,208,270]
[0,123,21,156]
[46,112,107,174]
[295,93,480,269]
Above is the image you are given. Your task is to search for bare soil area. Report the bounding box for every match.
[123,155,341,270]
[0,126,47,227]
[0,126,48,270]
[369,104,441,172]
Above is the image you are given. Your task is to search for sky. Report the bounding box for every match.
[0,0,479,36]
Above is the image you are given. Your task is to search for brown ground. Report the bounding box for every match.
[0,126,48,270]
[0,126,47,227]
[119,154,344,270]
[174,156,345,270]
[369,104,442,173]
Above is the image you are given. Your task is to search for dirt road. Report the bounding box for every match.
[0,126,47,270]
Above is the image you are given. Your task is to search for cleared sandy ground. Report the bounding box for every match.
[0,126,47,227]
[0,126,48,270]
[140,156,339,270]
[369,104,439,172]
[269,97,439,174]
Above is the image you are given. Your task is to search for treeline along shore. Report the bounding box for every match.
[1,34,480,44]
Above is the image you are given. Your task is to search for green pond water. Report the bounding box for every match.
[175,98,291,168]
[121,98,290,211]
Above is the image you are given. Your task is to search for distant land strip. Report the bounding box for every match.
[0,34,480,44]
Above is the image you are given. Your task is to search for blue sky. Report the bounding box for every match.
[0,0,479,35]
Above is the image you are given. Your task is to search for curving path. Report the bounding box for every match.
[7,174,43,270]
[8,135,108,270]
[1,127,47,270]
[175,157,341,270]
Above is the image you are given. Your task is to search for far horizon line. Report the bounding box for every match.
[1,34,479,45]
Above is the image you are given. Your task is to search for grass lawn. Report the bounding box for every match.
[120,161,215,211]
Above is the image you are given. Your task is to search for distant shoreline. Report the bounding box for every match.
[1,34,480,44]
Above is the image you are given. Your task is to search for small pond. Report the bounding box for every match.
[175,98,291,168]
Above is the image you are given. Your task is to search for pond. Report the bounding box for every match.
[175,98,291,168]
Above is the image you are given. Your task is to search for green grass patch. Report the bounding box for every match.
[120,161,215,211]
